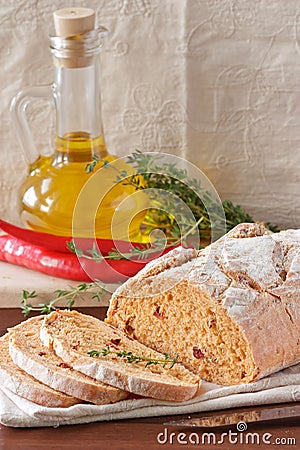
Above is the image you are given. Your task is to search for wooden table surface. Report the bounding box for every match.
[0,307,299,450]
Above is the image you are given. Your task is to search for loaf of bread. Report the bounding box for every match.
[40,309,201,401]
[8,316,128,405]
[106,223,300,385]
[0,333,80,408]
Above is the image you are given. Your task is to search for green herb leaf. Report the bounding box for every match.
[85,155,100,173]
[20,283,106,318]
[88,346,179,369]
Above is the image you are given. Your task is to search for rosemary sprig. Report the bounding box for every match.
[88,347,179,369]
[21,282,105,318]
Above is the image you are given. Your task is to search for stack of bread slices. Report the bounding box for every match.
[0,310,201,408]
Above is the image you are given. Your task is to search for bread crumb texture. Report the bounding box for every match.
[8,316,128,405]
[0,334,80,407]
[106,223,300,385]
[41,310,201,402]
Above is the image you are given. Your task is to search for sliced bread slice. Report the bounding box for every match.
[9,316,128,405]
[40,310,201,402]
[0,333,80,408]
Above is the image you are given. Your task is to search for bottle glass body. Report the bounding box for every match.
[19,40,147,241]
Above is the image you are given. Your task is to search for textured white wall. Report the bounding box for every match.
[1,0,300,229]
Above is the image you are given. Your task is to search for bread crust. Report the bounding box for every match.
[40,310,201,402]
[0,334,80,408]
[106,223,300,385]
[9,316,128,405]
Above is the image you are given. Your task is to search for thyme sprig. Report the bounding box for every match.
[21,152,279,317]
[67,214,205,264]
[85,156,111,174]
[67,240,157,262]
[21,282,104,318]
[88,347,179,369]
[86,150,279,242]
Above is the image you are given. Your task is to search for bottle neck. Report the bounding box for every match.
[53,57,107,159]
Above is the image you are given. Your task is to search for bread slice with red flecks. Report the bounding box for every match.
[40,309,201,402]
[0,333,80,408]
[9,316,128,405]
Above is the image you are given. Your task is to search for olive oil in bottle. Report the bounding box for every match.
[21,132,146,240]
[13,8,147,241]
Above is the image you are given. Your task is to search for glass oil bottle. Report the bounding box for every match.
[11,8,147,241]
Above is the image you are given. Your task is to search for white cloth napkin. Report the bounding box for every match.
[1,363,300,428]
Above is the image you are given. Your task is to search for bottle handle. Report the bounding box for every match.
[10,85,53,164]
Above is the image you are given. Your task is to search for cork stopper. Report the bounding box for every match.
[52,8,99,68]
[53,7,95,37]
